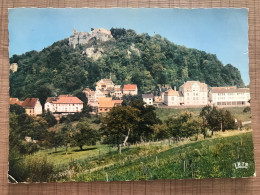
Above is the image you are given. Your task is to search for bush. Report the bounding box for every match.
[9,153,56,182]
[243,106,251,113]
[25,155,55,182]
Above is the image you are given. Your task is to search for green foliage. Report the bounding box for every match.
[42,110,57,127]
[69,132,254,181]
[101,106,140,146]
[73,119,100,150]
[10,29,244,100]
[10,104,25,115]
[36,85,52,111]
[200,105,237,135]
[165,111,193,140]
[243,106,251,113]
[121,95,142,106]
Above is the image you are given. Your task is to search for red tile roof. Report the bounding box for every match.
[123,84,137,91]
[180,81,208,92]
[98,97,114,108]
[22,98,39,108]
[10,98,23,106]
[210,87,250,93]
[164,89,179,96]
[45,97,58,103]
[52,96,83,104]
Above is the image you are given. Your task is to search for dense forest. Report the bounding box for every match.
[9,28,244,100]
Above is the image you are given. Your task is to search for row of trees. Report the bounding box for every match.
[9,100,238,156]
[100,102,237,151]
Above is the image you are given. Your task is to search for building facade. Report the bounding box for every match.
[49,95,83,115]
[209,87,250,106]
[179,81,208,106]
[164,89,184,106]
[98,97,123,113]
[96,79,115,90]
[123,84,138,96]
[142,94,154,105]
[22,98,42,116]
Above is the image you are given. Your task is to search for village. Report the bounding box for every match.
[10,78,250,120]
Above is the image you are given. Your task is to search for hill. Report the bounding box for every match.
[9,28,245,99]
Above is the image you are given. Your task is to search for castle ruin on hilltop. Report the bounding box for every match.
[69,28,113,48]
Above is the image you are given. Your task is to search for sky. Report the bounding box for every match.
[9,8,249,84]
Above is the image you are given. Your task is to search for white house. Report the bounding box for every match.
[142,94,154,105]
[209,87,250,106]
[164,89,183,106]
[179,81,208,106]
[50,95,84,114]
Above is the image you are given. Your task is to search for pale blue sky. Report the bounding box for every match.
[9,8,249,84]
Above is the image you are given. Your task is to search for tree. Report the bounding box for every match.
[129,100,161,142]
[101,106,140,150]
[181,118,202,140]
[200,105,213,139]
[200,105,236,136]
[75,91,88,104]
[10,104,26,115]
[73,119,99,150]
[165,111,192,141]
[152,123,170,140]
[121,95,141,106]
[42,110,57,127]
[36,86,52,112]
[47,131,64,152]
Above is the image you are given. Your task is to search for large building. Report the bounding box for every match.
[179,81,208,106]
[123,84,138,96]
[45,95,84,115]
[22,98,42,116]
[164,89,184,106]
[209,87,250,106]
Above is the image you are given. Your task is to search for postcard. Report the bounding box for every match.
[8,8,254,182]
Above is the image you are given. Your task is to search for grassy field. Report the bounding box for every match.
[31,129,254,182]
[156,107,251,122]
[70,131,255,181]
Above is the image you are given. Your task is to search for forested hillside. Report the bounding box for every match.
[9,28,244,100]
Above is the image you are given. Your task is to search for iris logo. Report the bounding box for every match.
[234,162,248,169]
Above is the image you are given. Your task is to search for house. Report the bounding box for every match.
[44,97,58,112]
[51,95,84,114]
[22,98,42,116]
[209,86,250,106]
[82,88,92,97]
[96,79,115,90]
[164,89,184,106]
[123,84,138,96]
[110,85,123,98]
[142,94,154,105]
[10,98,23,106]
[179,81,208,106]
[98,97,123,113]
[88,89,106,103]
